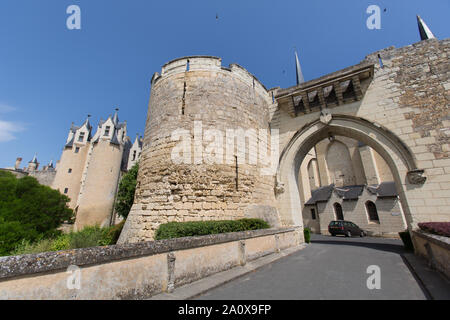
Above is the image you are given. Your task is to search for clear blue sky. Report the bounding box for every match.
[0,0,448,168]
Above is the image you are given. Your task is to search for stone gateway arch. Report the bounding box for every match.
[119,38,450,244]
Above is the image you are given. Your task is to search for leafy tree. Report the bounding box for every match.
[0,171,74,255]
[115,163,139,219]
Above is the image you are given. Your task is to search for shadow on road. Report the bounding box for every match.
[310,237,406,254]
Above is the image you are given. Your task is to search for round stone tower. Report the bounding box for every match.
[119,56,279,243]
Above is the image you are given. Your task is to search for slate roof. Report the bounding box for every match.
[305,184,334,205]
[305,181,398,205]
[367,181,398,197]
[334,185,365,200]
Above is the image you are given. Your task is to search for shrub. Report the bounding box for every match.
[9,222,126,256]
[399,230,414,251]
[69,225,109,249]
[303,227,311,243]
[11,239,54,256]
[418,222,450,237]
[155,218,270,240]
[0,171,73,255]
[115,163,139,219]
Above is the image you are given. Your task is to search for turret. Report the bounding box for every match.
[27,154,39,171]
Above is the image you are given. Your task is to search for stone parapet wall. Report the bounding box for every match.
[412,230,450,280]
[0,227,300,300]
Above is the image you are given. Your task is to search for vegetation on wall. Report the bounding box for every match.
[115,163,139,219]
[155,218,270,240]
[11,222,125,256]
[0,171,74,256]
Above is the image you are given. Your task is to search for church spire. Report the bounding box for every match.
[417,15,436,41]
[294,50,305,85]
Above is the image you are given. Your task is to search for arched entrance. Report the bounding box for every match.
[276,114,422,232]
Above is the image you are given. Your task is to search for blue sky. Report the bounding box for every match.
[0,0,448,168]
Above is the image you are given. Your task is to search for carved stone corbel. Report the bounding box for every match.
[407,169,427,185]
[274,181,285,196]
[319,108,332,125]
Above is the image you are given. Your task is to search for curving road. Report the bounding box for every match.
[196,234,428,300]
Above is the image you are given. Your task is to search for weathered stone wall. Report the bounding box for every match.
[52,144,90,209]
[359,38,450,223]
[315,188,406,237]
[28,170,56,187]
[119,56,277,243]
[412,230,450,279]
[75,140,123,230]
[274,38,450,230]
[0,228,300,300]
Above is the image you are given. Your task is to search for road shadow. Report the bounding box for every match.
[310,236,407,254]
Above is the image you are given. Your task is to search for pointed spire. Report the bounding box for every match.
[294,50,305,85]
[30,153,38,163]
[417,15,436,41]
[48,159,54,168]
[112,108,119,126]
[82,114,92,130]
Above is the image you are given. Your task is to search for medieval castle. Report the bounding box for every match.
[118,16,450,243]
[2,16,448,242]
[3,110,143,231]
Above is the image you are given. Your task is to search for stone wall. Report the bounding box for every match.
[274,38,450,230]
[119,56,278,243]
[412,230,450,279]
[75,140,123,230]
[314,188,406,237]
[28,170,56,187]
[0,228,300,300]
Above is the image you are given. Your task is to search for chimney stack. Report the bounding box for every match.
[14,157,22,170]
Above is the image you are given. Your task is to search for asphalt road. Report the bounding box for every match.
[196,234,428,300]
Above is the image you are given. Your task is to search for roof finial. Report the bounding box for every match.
[294,48,305,85]
[417,15,436,41]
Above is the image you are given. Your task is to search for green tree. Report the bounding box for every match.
[115,163,139,219]
[0,171,74,255]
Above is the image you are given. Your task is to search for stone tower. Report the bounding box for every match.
[74,111,127,230]
[52,111,129,230]
[119,56,279,243]
[52,117,93,210]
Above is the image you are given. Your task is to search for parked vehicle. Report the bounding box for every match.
[328,220,366,237]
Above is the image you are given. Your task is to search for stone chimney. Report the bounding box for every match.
[14,157,22,170]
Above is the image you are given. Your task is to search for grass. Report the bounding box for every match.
[11,221,125,256]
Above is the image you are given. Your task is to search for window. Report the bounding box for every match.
[334,203,344,220]
[64,188,68,194]
[68,168,72,173]
[78,132,85,142]
[311,208,316,220]
[366,201,380,222]
[104,126,110,136]
[132,150,136,161]
[75,147,80,153]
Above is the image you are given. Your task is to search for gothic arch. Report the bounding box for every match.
[276,114,419,230]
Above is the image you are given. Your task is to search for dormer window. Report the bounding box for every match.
[104,126,110,136]
[78,132,85,142]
